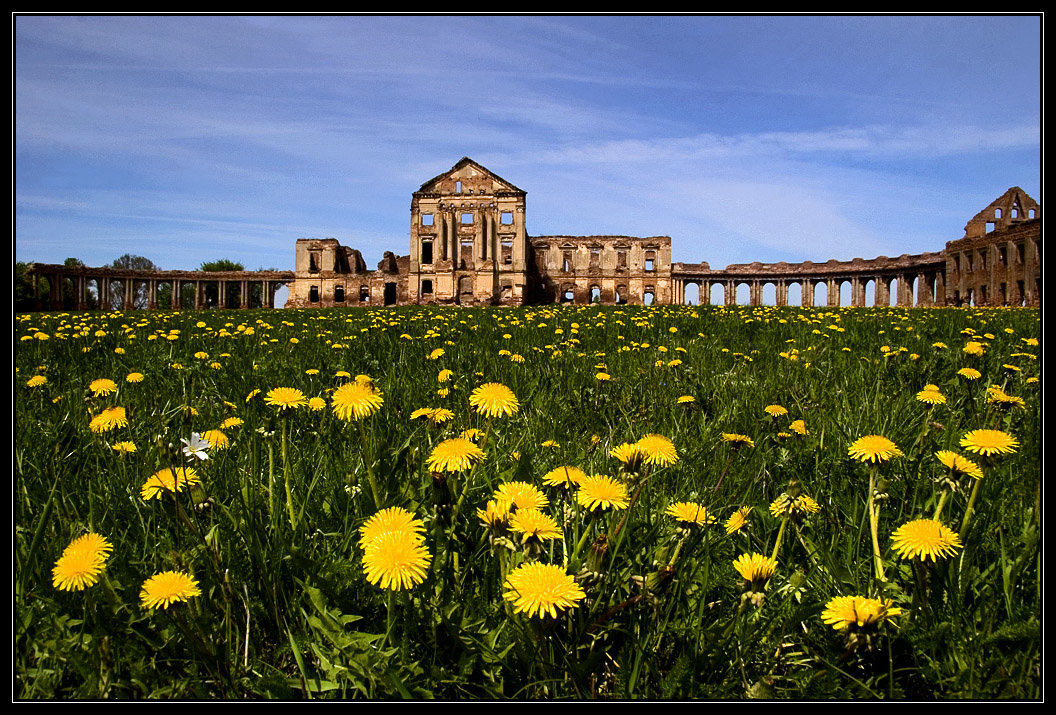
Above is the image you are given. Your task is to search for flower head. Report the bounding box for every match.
[362,530,432,591]
[935,450,983,479]
[822,595,902,632]
[141,467,201,501]
[332,380,384,421]
[636,433,678,467]
[957,367,982,380]
[510,509,563,542]
[503,562,586,619]
[915,386,946,405]
[960,429,1019,457]
[665,501,717,526]
[264,387,308,411]
[609,442,647,472]
[125,372,144,383]
[769,493,821,519]
[89,406,128,433]
[140,570,201,610]
[469,382,520,419]
[725,506,753,535]
[732,552,777,585]
[89,378,118,397]
[576,475,629,512]
[542,465,587,488]
[181,432,211,461]
[111,441,137,454]
[847,435,903,464]
[764,404,788,418]
[426,437,485,473]
[359,506,426,548]
[721,433,755,449]
[890,518,963,562]
[26,375,47,388]
[789,419,808,436]
[52,533,112,591]
[493,481,549,513]
[477,499,511,528]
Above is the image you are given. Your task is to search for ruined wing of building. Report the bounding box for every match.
[25,159,1040,310]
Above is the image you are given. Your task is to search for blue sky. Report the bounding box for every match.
[15,14,1042,280]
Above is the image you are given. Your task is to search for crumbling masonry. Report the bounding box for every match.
[26,158,1040,310]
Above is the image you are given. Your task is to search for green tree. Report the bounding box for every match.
[199,258,245,272]
[199,258,245,307]
[110,254,159,309]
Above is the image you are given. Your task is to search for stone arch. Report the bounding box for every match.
[710,282,725,306]
[839,280,852,308]
[684,282,700,305]
[761,281,777,306]
[813,280,827,307]
[787,281,802,306]
[735,282,750,306]
[589,284,601,303]
[863,278,876,306]
[561,283,575,303]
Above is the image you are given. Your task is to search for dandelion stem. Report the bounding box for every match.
[959,476,983,539]
[868,466,887,582]
[770,516,789,563]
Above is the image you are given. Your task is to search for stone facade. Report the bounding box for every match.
[284,158,1041,309]
[25,159,1040,311]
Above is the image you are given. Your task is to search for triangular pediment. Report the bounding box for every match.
[415,157,525,196]
[964,187,1040,236]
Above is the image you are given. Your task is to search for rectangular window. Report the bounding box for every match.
[360,286,370,304]
[645,251,656,272]
[334,285,345,302]
[501,239,513,264]
[421,239,433,265]
[309,285,319,302]
[455,180,462,194]
[309,251,321,273]
[421,213,434,226]
[461,213,473,225]
[617,250,627,269]
[422,279,433,294]
[500,211,514,225]
[562,251,573,272]
[590,248,600,269]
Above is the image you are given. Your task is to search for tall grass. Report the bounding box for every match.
[15,304,1041,699]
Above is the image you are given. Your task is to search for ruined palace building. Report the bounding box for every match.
[27,157,1041,311]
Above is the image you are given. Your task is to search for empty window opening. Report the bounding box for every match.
[1011,208,1019,218]
[309,285,319,303]
[645,251,656,272]
[644,290,655,306]
[986,222,996,234]
[421,213,434,226]
[460,240,474,268]
[616,286,626,304]
[422,279,433,295]
[455,180,462,194]
[500,211,514,225]
[1029,209,1036,218]
[590,248,601,269]
[617,250,628,270]
[562,251,573,272]
[360,286,370,303]
[384,282,397,306]
[309,251,321,273]
[590,286,601,303]
[421,239,433,265]
[334,285,345,302]
[995,208,1002,218]
[562,289,575,303]
[501,239,513,264]
[1016,243,1025,263]
[461,213,473,225]
[999,246,1007,265]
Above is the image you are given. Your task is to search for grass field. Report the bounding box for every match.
[15,304,1041,699]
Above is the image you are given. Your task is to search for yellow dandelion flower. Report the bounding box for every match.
[665,501,717,526]
[769,493,821,518]
[358,506,426,548]
[789,419,808,436]
[677,395,695,404]
[89,378,117,397]
[916,387,946,405]
[503,562,586,619]
[493,481,549,513]
[362,530,432,591]
[111,441,137,454]
[957,367,982,380]
[721,433,755,449]
[510,509,563,541]
[427,348,445,360]
[469,382,520,419]
[609,442,647,471]
[935,450,983,479]
[200,429,229,451]
[26,375,47,388]
[576,475,629,512]
[890,518,963,562]
[220,416,244,429]
[732,552,777,584]
[264,387,307,410]
[725,506,753,534]
[437,369,453,383]
[331,380,384,421]
[477,499,510,528]
[141,467,201,501]
[963,342,986,356]
[847,435,903,464]
[764,404,788,418]
[52,533,113,591]
[426,437,485,473]
[89,406,128,434]
[960,429,1019,457]
[459,428,485,443]
[822,595,902,631]
[125,372,144,383]
[140,570,201,610]
[636,433,678,467]
[542,465,587,488]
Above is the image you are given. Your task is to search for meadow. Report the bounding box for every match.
[14,303,1041,700]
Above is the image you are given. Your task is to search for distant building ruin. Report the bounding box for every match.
[284,158,1040,309]
[25,159,1040,310]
